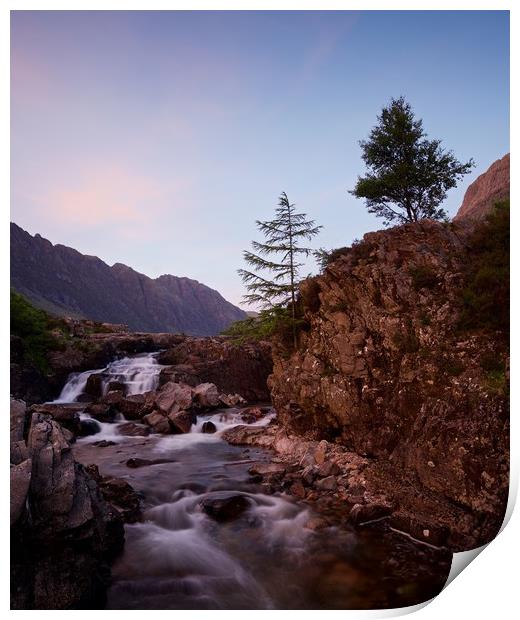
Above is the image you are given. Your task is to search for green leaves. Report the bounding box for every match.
[351,96,474,225]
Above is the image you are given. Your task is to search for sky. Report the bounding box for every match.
[11,10,509,308]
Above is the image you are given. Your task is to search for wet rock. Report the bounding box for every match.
[219,393,246,407]
[102,390,124,406]
[143,411,170,434]
[240,406,266,424]
[85,373,107,399]
[248,462,287,477]
[92,440,116,448]
[302,465,318,485]
[290,480,306,499]
[200,493,251,522]
[193,382,220,408]
[349,502,392,525]
[86,465,141,524]
[305,517,329,531]
[201,421,217,434]
[85,402,114,422]
[317,461,341,477]
[168,409,193,434]
[28,403,82,435]
[116,394,146,420]
[156,381,193,415]
[107,380,126,394]
[126,457,174,468]
[117,422,150,437]
[314,440,328,466]
[77,418,101,437]
[315,476,337,492]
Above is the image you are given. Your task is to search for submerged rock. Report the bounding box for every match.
[199,493,251,522]
[201,421,217,434]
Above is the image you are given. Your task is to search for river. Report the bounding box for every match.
[55,352,451,609]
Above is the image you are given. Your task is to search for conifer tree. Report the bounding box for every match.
[238,192,321,346]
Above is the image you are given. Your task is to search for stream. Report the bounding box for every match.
[55,352,451,609]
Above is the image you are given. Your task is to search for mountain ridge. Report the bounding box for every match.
[10,223,246,336]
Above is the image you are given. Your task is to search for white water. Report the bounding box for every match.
[52,352,162,403]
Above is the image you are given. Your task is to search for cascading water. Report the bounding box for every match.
[52,352,163,403]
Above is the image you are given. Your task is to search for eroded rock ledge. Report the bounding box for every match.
[266,219,509,551]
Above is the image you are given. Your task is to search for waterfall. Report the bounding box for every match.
[52,352,163,403]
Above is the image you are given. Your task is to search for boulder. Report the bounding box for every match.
[155,382,193,415]
[116,394,146,420]
[86,465,141,524]
[200,493,251,522]
[240,406,265,424]
[10,399,27,443]
[168,410,193,434]
[315,475,337,492]
[102,390,124,406]
[193,382,220,408]
[143,411,170,434]
[77,418,101,437]
[84,373,107,399]
[126,457,174,468]
[219,393,246,407]
[10,458,32,524]
[349,502,392,525]
[84,402,114,422]
[201,421,217,434]
[107,381,126,394]
[117,422,150,437]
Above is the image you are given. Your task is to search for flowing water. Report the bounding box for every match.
[59,354,451,609]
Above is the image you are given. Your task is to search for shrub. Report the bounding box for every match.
[458,200,509,334]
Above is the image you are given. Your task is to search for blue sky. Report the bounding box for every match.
[11,10,509,307]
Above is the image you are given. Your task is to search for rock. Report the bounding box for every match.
[240,406,266,424]
[302,465,318,485]
[77,418,101,437]
[248,462,287,477]
[315,475,337,492]
[28,403,81,435]
[117,422,150,437]
[349,502,392,525]
[116,394,146,420]
[455,153,509,221]
[102,390,124,406]
[317,461,341,477]
[201,421,217,433]
[168,409,194,434]
[86,465,141,523]
[107,380,126,394]
[305,517,328,531]
[11,412,125,609]
[314,440,328,466]
[193,382,220,408]
[290,480,306,498]
[219,393,246,407]
[84,373,106,399]
[143,411,170,434]
[92,440,116,448]
[156,382,193,415]
[84,402,114,422]
[10,399,27,442]
[199,493,251,522]
[10,459,32,524]
[126,457,174,468]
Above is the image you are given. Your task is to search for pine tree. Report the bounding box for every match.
[351,97,474,225]
[238,192,322,347]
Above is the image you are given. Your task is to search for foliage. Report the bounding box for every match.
[458,200,509,334]
[238,192,321,347]
[351,96,474,225]
[10,290,61,371]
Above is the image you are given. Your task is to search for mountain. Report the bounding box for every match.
[10,223,246,336]
[455,153,510,221]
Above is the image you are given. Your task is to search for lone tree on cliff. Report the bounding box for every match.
[238,192,321,346]
[351,97,474,225]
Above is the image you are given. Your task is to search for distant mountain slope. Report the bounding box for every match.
[10,223,246,336]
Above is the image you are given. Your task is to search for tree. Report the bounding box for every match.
[351,96,474,225]
[238,192,322,346]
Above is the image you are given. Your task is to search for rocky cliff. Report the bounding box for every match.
[455,153,510,221]
[267,217,509,550]
[10,223,246,335]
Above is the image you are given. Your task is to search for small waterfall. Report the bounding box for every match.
[52,352,163,403]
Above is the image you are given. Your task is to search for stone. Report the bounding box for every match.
[116,394,146,419]
[193,382,220,408]
[86,465,141,523]
[77,418,101,437]
[219,393,246,407]
[126,457,174,468]
[315,475,337,492]
[107,380,126,394]
[201,420,217,434]
[92,440,116,448]
[290,480,306,498]
[349,502,392,525]
[317,461,341,477]
[168,410,193,434]
[314,440,328,466]
[10,399,27,442]
[85,402,114,422]
[248,462,286,477]
[156,382,193,414]
[200,493,251,522]
[10,458,32,524]
[143,411,170,434]
[102,390,124,406]
[85,373,106,399]
[117,422,150,437]
[240,406,265,424]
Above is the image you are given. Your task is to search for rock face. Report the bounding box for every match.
[158,336,273,402]
[268,219,509,550]
[10,222,246,336]
[10,400,125,609]
[455,153,510,221]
